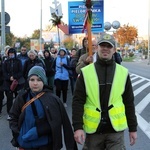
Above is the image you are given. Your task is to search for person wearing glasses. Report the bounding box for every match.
[72,33,137,150]
[76,39,98,74]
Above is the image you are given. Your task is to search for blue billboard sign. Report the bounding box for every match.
[68,0,104,34]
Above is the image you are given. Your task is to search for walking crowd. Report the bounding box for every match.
[0,33,137,150]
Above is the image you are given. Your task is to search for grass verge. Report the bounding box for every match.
[122,56,135,62]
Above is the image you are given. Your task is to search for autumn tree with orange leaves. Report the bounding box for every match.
[63,37,74,50]
[113,24,138,46]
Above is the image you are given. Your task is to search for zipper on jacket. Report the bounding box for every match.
[46,106,52,121]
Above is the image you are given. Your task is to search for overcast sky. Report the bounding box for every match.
[2,0,149,38]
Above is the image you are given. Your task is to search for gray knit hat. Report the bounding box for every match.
[28,66,47,85]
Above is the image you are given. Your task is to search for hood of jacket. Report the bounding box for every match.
[57,48,67,55]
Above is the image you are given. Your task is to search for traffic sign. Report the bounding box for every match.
[0,26,10,33]
[15,42,20,48]
[0,12,10,25]
[50,3,63,16]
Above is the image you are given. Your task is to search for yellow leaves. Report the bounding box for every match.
[63,37,74,50]
[114,24,138,46]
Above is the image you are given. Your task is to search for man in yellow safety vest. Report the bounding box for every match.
[72,33,137,150]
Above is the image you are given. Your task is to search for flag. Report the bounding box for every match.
[82,11,88,33]
[82,0,93,33]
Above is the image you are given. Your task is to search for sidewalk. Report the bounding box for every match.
[133,55,150,65]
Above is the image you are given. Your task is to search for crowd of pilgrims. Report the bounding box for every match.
[0,45,78,119]
[0,38,122,120]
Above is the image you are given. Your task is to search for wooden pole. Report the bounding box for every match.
[84,0,93,56]
[87,17,92,56]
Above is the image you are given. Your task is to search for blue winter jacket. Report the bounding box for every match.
[17,92,50,148]
[54,49,70,80]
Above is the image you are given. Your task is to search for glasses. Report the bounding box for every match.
[99,43,113,48]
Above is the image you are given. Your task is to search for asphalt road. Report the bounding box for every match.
[122,59,150,79]
[0,59,150,150]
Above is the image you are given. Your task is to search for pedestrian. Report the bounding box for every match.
[43,50,55,91]
[23,50,45,88]
[76,39,98,74]
[2,45,10,61]
[72,33,137,149]
[62,48,78,95]
[76,37,88,61]
[50,47,57,58]
[38,51,45,66]
[53,48,70,107]
[9,66,77,150]
[0,56,4,117]
[113,51,122,64]
[3,48,24,120]
[17,45,29,69]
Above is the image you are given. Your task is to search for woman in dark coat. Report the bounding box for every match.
[0,56,4,117]
[3,48,24,119]
[23,50,45,89]
[23,50,45,80]
[43,50,55,91]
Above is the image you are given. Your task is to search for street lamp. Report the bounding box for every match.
[104,22,112,31]
[104,21,120,31]
[104,20,120,48]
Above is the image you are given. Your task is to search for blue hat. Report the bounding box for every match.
[28,66,47,85]
[58,47,67,55]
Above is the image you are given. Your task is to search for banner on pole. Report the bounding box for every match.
[68,0,104,34]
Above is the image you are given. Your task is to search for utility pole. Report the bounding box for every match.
[148,0,150,65]
[1,0,5,56]
[39,0,43,51]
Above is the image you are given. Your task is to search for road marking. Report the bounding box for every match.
[131,73,150,82]
[132,78,145,87]
[133,82,150,96]
[136,112,150,139]
[131,76,139,81]
[130,73,150,139]
[135,93,150,114]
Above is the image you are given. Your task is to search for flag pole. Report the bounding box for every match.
[84,0,93,56]
[87,17,92,56]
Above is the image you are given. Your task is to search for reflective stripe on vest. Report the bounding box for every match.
[82,63,128,133]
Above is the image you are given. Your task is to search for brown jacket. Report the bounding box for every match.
[76,53,89,74]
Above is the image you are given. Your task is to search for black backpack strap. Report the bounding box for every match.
[29,93,38,117]
[66,56,70,66]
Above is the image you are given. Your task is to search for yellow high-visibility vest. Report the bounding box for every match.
[82,63,128,133]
